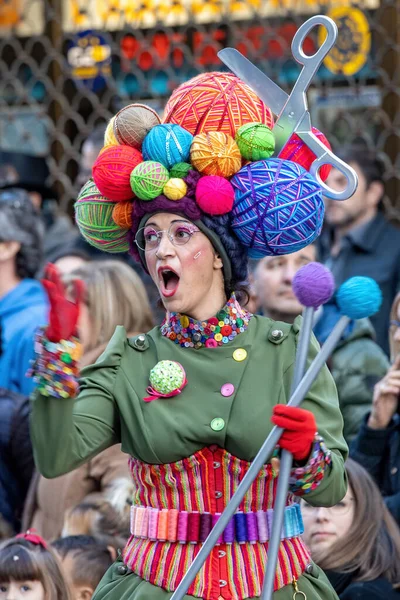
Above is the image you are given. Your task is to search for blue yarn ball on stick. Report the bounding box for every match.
[337,276,382,319]
[142,123,193,169]
[231,158,324,258]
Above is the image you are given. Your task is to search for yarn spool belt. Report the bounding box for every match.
[235,123,275,161]
[143,124,193,169]
[112,201,133,228]
[92,145,142,201]
[163,71,274,138]
[104,116,119,146]
[114,103,161,149]
[190,132,242,177]
[163,178,188,201]
[293,262,335,309]
[278,127,332,182]
[195,175,235,215]
[231,158,324,258]
[130,161,169,201]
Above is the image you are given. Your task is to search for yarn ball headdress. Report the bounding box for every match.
[75,72,342,289]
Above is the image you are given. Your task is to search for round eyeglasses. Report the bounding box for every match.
[301,497,354,517]
[134,220,201,252]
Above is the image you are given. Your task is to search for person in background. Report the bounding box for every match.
[53,249,91,276]
[52,536,113,600]
[23,261,154,539]
[319,145,400,355]
[251,245,389,442]
[0,188,48,395]
[76,125,106,189]
[0,532,72,600]
[301,458,400,599]
[351,291,400,525]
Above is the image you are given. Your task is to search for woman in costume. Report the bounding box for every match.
[30,72,348,600]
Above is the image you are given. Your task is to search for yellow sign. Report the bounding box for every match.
[320,6,371,76]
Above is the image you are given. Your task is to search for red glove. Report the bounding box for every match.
[42,263,84,342]
[271,405,317,462]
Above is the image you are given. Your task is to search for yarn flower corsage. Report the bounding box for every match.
[143,360,187,403]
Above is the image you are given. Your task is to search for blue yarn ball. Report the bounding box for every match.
[231,158,324,258]
[142,124,193,169]
[337,276,382,319]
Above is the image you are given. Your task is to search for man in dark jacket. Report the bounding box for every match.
[0,387,34,534]
[319,146,400,356]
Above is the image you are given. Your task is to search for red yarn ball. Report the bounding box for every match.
[278,127,332,182]
[195,176,235,215]
[92,145,143,201]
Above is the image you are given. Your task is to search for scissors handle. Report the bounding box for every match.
[298,129,358,200]
[292,15,338,68]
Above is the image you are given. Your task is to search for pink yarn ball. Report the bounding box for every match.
[195,176,235,215]
[278,127,332,182]
[92,145,143,201]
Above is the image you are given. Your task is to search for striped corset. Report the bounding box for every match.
[123,445,311,600]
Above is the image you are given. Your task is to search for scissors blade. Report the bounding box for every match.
[217,48,288,117]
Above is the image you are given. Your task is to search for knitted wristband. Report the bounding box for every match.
[29,328,82,399]
[288,434,332,496]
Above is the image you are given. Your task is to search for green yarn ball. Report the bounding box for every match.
[75,180,129,253]
[235,122,275,161]
[169,162,193,178]
[149,360,185,395]
[130,160,169,201]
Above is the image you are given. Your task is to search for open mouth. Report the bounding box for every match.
[158,267,180,298]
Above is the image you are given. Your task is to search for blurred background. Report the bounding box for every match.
[0,0,399,219]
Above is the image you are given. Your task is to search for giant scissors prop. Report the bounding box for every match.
[218,15,358,201]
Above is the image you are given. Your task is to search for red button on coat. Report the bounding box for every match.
[221,325,232,336]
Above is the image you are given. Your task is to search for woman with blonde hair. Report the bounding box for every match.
[351,292,400,526]
[23,261,154,540]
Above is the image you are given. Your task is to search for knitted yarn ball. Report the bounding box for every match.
[190,132,242,177]
[293,262,335,309]
[278,127,332,182]
[170,162,193,178]
[92,145,142,201]
[99,144,117,155]
[231,158,324,258]
[337,276,382,319]
[112,201,133,228]
[104,117,118,146]
[75,187,129,253]
[163,72,274,138]
[114,103,161,149]
[149,360,185,395]
[142,124,193,169]
[196,175,235,215]
[235,122,275,161]
[130,161,169,201]
[163,178,188,201]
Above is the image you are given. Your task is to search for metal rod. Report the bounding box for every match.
[170,314,350,600]
[261,306,314,599]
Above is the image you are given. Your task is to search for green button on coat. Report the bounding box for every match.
[210,417,225,431]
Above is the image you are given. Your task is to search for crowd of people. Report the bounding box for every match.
[0,136,400,600]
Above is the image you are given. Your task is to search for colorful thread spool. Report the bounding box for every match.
[114,103,161,149]
[278,127,332,181]
[231,158,325,258]
[163,71,274,138]
[211,513,224,545]
[163,178,188,201]
[195,175,235,215]
[177,511,189,543]
[92,145,142,201]
[130,161,169,200]
[142,123,193,169]
[190,132,241,177]
[235,122,275,161]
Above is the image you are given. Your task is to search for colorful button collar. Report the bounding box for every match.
[161,294,252,349]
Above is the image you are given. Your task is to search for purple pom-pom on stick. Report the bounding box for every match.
[292,262,335,309]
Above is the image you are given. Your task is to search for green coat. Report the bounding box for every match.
[30,315,348,600]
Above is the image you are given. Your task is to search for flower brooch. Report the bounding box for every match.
[144,360,187,403]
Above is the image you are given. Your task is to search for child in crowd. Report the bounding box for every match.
[0,532,72,600]
[52,536,113,600]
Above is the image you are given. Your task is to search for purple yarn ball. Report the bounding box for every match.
[292,262,335,308]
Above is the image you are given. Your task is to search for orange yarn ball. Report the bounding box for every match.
[92,145,142,202]
[163,72,274,138]
[112,202,133,228]
[190,132,242,177]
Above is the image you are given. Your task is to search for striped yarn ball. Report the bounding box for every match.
[114,103,161,149]
[142,124,193,169]
[75,194,129,254]
[278,127,332,182]
[130,161,169,200]
[112,201,133,228]
[190,132,242,177]
[235,122,275,161]
[231,158,324,258]
[104,117,119,146]
[92,145,142,202]
[163,72,274,138]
